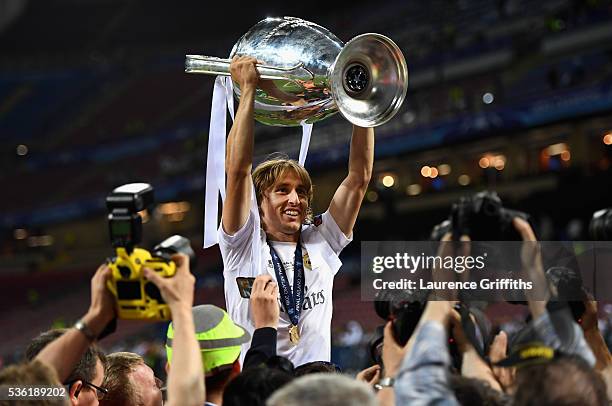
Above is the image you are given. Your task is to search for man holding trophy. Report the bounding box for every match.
[219,55,374,366]
[188,16,408,366]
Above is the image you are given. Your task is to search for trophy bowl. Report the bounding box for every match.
[186,16,408,128]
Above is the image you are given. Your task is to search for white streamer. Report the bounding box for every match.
[203,77,314,253]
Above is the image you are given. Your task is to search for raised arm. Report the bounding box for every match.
[144,254,204,406]
[514,217,595,366]
[328,125,374,237]
[35,264,115,382]
[394,300,460,406]
[222,56,259,235]
[581,298,612,371]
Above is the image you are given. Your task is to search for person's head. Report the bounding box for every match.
[252,158,314,239]
[165,305,250,397]
[222,365,294,406]
[513,355,607,406]
[25,329,107,406]
[448,375,506,406]
[0,360,69,406]
[100,352,162,406]
[294,361,341,376]
[267,374,377,406]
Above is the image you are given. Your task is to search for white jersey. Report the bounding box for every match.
[218,210,351,367]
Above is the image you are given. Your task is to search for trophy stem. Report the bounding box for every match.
[185,55,314,82]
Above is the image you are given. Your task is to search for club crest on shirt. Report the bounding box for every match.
[303,251,312,270]
[313,214,322,227]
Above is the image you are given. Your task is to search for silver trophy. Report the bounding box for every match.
[185,16,408,128]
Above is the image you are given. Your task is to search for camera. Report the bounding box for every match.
[590,208,612,240]
[430,191,529,241]
[106,183,195,320]
[368,290,427,366]
[370,290,489,370]
[545,266,586,321]
[373,290,428,346]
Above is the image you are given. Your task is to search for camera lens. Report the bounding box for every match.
[590,208,612,240]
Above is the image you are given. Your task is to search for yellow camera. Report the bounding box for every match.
[105,183,194,321]
[107,247,176,320]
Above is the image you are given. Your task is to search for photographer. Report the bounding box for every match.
[391,219,604,405]
[34,264,115,384]
[32,254,204,406]
[25,328,106,406]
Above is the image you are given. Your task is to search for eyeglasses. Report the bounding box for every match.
[66,380,109,400]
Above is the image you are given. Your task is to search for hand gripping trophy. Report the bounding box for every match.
[186,16,408,127]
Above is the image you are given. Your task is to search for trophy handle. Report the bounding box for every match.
[185,55,314,82]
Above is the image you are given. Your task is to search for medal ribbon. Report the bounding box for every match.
[269,242,305,327]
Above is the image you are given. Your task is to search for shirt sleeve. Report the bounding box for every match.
[532,309,596,367]
[243,327,278,370]
[218,211,255,272]
[395,321,460,406]
[315,210,352,255]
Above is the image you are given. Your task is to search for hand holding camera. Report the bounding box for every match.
[86,264,116,331]
[381,321,409,379]
[143,253,195,314]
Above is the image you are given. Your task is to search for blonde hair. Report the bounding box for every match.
[100,352,144,406]
[252,157,314,224]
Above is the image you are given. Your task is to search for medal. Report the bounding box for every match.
[269,240,305,347]
[289,324,300,345]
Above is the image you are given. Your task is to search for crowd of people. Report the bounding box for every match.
[2,57,612,406]
[2,237,611,405]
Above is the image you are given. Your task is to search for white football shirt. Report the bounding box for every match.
[218,210,351,367]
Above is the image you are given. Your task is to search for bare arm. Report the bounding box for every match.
[164,306,203,406]
[144,254,204,406]
[451,311,503,392]
[35,264,115,382]
[394,301,460,406]
[222,56,259,235]
[582,299,612,371]
[513,217,549,319]
[328,125,374,237]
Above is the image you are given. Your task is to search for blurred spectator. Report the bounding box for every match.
[267,374,377,406]
[0,360,68,406]
[25,328,106,406]
[294,361,340,376]
[100,352,162,406]
[222,364,293,406]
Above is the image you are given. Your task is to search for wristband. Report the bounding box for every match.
[74,319,97,341]
[375,376,394,390]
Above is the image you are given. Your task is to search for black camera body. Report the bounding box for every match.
[106,183,194,320]
[431,191,529,241]
[373,290,427,346]
[369,290,427,367]
[370,290,489,370]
